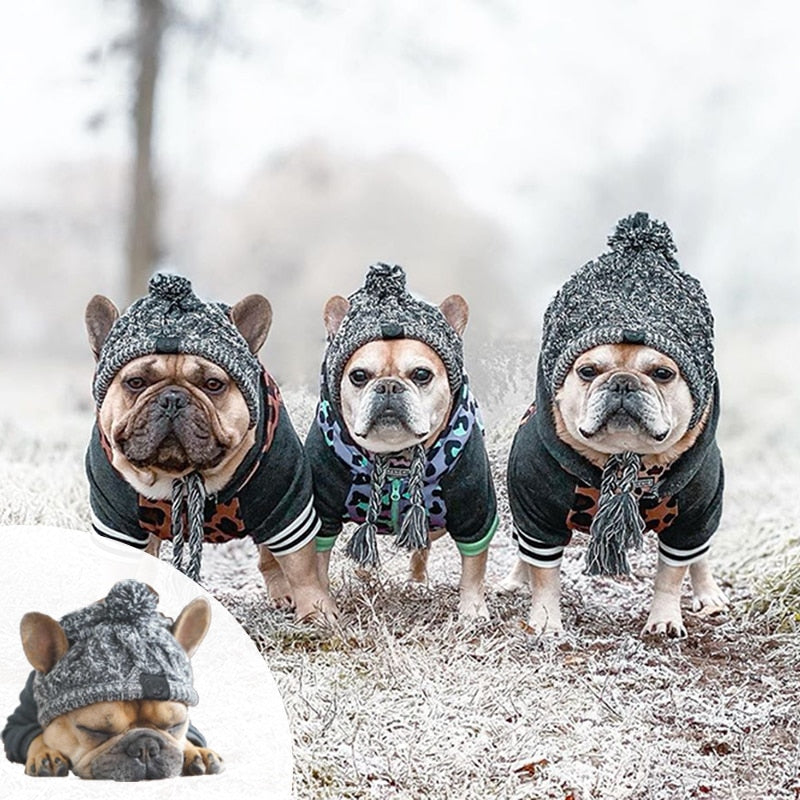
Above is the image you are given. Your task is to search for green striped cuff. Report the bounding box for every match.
[315,533,339,553]
[455,514,499,557]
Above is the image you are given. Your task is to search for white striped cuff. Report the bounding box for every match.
[513,525,564,568]
[91,511,148,548]
[658,538,712,567]
[264,498,321,556]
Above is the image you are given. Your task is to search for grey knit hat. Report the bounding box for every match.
[93,273,262,427]
[539,212,715,427]
[32,581,199,728]
[324,263,464,406]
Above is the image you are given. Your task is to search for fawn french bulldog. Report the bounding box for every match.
[506,213,728,638]
[3,581,221,780]
[85,273,336,621]
[305,263,498,618]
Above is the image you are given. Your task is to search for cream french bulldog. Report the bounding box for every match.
[505,213,728,638]
[306,264,499,618]
[85,273,337,621]
[4,581,221,780]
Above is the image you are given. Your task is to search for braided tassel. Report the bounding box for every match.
[185,472,207,582]
[345,456,388,567]
[394,444,429,552]
[169,472,207,582]
[170,477,186,572]
[584,451,645,576]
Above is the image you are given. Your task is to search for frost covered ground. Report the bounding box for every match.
[1,323,798,799]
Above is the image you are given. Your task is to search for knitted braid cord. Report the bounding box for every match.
[394,444,430,553]
[345,456,389,567]
[170,471,207,582]
[584,451,645,576]
[344,444,430,567]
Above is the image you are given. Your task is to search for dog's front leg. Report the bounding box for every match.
[643,561,688,637]
[528,564,563,633]
[458,547,489,619]
[258,542,339,622]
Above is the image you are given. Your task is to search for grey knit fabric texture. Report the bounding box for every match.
[93,273,262,427]
[324,263,464,406]
[539,212,715,427]
[33,581,199,728]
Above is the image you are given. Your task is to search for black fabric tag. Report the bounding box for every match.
[381,322,405,339]
[621,329,646,344]
[155,336,181,354]
[140,673,171,700]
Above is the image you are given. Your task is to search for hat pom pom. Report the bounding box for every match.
[363,262,406,299]
[607,212,677,259]
[149,272,194,301]
[103,580,159,623]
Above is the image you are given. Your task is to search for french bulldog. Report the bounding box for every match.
[85,275,337,621]
[7,584,221,780]
[308,264,498,619]
[505,212,728,638]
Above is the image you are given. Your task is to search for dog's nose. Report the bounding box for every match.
[606,373,641,394]
[125,732,162,763]
[373,379,406,395]
[157,388,190,416]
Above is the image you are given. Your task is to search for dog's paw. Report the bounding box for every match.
[642,611,687,639]
[262,570,294,610]
[525,602,563,635]
[458,593,490,620]
[691,582,729,616]
[294,590,340,624]
[25,737,70,777]
[183,745,224,776]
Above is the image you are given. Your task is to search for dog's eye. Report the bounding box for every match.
[204,378,226,394]
[348,369,370,387]
[411,368,433,386]
[650,367,676,383]
[576,365,598,381]
[123,376,147,393]
[77,725,113,743]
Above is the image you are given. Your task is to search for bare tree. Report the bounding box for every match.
[127,0,165,302]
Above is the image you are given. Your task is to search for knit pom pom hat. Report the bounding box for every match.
[323,263,464,408]
[92,273,263,427]
[32,581,199,728]
[539,212,716,428]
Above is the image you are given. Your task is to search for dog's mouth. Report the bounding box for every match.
[579,396,669,442]
[119,403,228,473]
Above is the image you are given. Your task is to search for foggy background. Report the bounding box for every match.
[1,0,798,393]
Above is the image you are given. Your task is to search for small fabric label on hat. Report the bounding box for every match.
[622,329,646,344]
[140,673,171,700]
[155,335,182,354]
[380,322,405,339]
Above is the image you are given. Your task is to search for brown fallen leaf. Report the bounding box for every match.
[514,759,550,778]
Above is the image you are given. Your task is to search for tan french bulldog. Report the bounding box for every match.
[505,212,728,638]
[8,581,221,780]
[85,274,336,621]
[307,264,499,619]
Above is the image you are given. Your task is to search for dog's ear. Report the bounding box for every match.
[439,294,469,336]
[230,294,272,355]
[323,296,350,338]
[85,295,120,360]
[171,597,211,657]
[20,613,69,674]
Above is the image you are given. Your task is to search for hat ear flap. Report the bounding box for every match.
[439,294,469,336]
[85,295,120,360]
[20,613,69,674]
[323,295,350,338]
[171,597,211,657]
[230,294,272,354]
